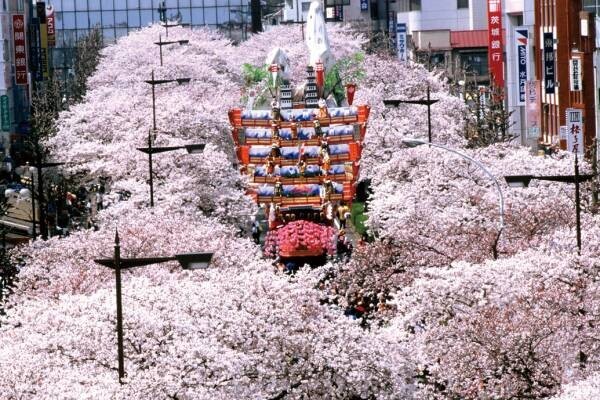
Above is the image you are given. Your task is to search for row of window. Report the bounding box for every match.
[400,0,469,12]
[53,6,247,32]
[49,0,244,12]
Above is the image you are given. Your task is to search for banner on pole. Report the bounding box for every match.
[526,80,540,139]
[566,108,584,154]
[515,28,528,105]
[396,23,407,61]
[570,57,582,91]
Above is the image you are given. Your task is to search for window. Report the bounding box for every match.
[460,51,488,77]
[302,2,311,11]
[409,0,421,11]
[457,0,468,9]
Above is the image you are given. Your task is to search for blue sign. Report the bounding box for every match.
[360,0,368,11]
[515,28,528,105]
[397,23,407,61]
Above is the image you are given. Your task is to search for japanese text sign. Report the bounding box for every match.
[566,108,584,155]
[12,14,27,85]
[515,28,528,105]
[543,32,555,94]
[397,23,407,61]
[570,58,581,91]
[487,0,504,88]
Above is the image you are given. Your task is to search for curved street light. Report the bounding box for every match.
[403,138,505,257]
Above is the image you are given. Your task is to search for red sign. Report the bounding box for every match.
[46,5,56,47]
[315,60,324,88]
[487,0,504,89]
[12,14,27,86]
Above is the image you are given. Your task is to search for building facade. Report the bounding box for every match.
[534,0,595,151]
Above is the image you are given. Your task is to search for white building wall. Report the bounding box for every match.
[398,0,487,35]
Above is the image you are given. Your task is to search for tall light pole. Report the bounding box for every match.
[136,140,206,207]
[154,34,189,67]
[504,153,593,255]
[403,138,505,258]
[144,71,191,207]
[384,85,439,143]
[94,230,213,384]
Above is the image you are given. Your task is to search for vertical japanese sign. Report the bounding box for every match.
[526,80,540,138]
[543,32,555,94]
[360,0,368,12]
[0,95,10,132]
[37,1,49,80]
[487,0,504,88]
[388,12,396,51]
[396,23,407,61]
[566,108,584,155]
[46,5,55,47]
[570,58,581,91]
[12,14,27,85]
[515,28,528,105]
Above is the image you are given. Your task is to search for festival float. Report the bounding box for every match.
[229,1,369,261]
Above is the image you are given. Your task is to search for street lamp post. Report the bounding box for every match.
[384,86,439,143]
[137,138,205,207]
[19,161,65,240]
[144,71,192,207]
[94,230,213,384]
[154,34,189,67]
[504,153,593,255]
[403,138,505,257]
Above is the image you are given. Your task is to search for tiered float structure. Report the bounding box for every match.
[229,0,369,261]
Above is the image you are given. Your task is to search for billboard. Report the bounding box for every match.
[543,32,555,94]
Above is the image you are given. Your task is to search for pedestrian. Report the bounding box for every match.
[251,219,262,244]
[337,201,350,228]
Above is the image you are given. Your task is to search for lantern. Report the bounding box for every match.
[315,60,325,89]
[345,83,357,106]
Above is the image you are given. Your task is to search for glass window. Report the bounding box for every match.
[409,0,421,11]
[127,0,140,8]
[88,0,101,10]
[115,10,127,27]
[115,27,128,39]
[204,7,216,25]
[63,12,76,29]
[76,12,89,29]
[140,10,154,26]
[179,8,191,24]
[62,0,76,11]
[128,10,140,26]
[302,2,311,11]
[140,0,153,8]
[77,29,90,41]
[179,0,191,6]
[63,30,77,47]
[217,7,229,24]
[102,11,115,27]
[166,0,179,7]
[89,11,102,28]
[191,0,204,6]
[55,31,65,48]
[103,27,116,42]
[204,0,216,7]
[55,12,64,30]
[457,0,468,8]
[191,7,204,24]
[101,0,114,9]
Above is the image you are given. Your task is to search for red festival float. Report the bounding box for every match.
[229,3,369,261]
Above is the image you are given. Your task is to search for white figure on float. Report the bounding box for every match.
[305,1,333,70]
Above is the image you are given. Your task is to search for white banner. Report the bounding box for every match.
[515,27,529,106]
[570,58,581,92]
[566,108,584,155]
[396,23,407,61]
